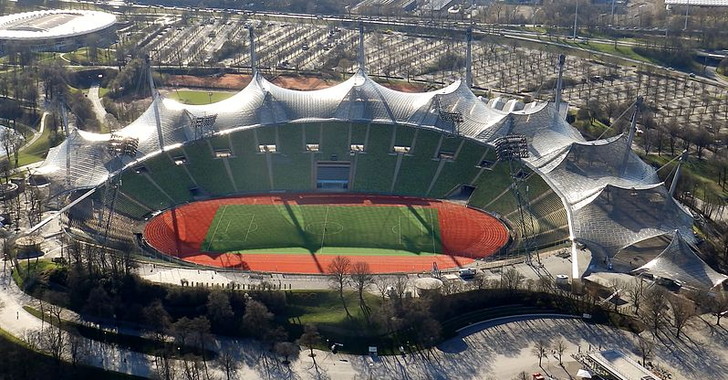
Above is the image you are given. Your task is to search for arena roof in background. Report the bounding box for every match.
[0,10,116,41]
[665,0,728,6]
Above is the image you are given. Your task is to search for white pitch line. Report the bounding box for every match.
[206,205,229,250]
[243,214,256,242]
[398,215,402,247]
[320,206,330,251]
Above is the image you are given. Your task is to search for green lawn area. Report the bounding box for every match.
[202,204,442,255]
[286,290,378,325]
[166,90,235,105]
[641,153,727,200]
[65,47,115,65]
[13,258,60,289]
[17,115,54,166]
[285,290,388,353]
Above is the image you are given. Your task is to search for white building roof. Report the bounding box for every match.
[0,10,116,41]
[665,0,728,6]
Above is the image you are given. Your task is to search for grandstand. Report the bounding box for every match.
[32,67,702,280]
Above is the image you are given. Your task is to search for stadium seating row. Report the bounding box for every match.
[105,121,570,249]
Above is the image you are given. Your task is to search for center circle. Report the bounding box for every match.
[305,221,344,235]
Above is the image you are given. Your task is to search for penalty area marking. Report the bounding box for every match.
[390,216,403,246]
[204,205,229,251]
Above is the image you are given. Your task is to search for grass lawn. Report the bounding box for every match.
[285,290,390,353]
[166,90,235,105]
[640,153,727,200]
[202,204,442,254]
[13,258,60,289]
[65,47,115,66]
[17,115,54,166]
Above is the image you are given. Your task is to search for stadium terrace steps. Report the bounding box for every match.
[319,122,352,160]
[392,129,441,196]
[105,121,571,253]
[351,124,397,192]
[428,139,486,197]
[184,140,238,196]
[141,153,196,204]
[117,169,174,211]
[113,192,154,219]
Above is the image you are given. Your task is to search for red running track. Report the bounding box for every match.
[143,194,510,274]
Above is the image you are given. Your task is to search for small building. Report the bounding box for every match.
[414,277,444,296]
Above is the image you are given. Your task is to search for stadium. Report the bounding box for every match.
[0,10,116,53]
[29,50,726,287]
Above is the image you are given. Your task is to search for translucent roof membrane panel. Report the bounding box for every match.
[572,185,693,257]
[635,231,728,289]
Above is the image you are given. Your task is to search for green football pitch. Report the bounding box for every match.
[201,204,442,255]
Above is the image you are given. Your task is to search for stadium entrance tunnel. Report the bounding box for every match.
[142,193,510,274]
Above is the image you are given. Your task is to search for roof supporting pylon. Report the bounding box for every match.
[620,96,642,175]
[626,96,643,149]
[358,22,365,72]
[146,56,165,152]
[248,25,257,73]
[465,27,473,88]
[554,54,566,107]
[669,150,688,196]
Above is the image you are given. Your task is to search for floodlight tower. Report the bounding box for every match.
[96,135,139,252]
[435,97,464,136]
[495,135,540,265]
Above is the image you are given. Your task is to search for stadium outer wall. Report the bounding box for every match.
[142,193,511,274]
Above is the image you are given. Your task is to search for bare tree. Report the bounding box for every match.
[531,339,550,367]
[274,341,299,365]
[555,338,567,365]
[670,296,697,338]
[350,261,374,316]
[215,345,239,380]
[152,350,178,380]
[501,267,525,290]
[30,325,66,363]
[636,334,654,365]
[708,292,728,325]
[143,299,172,341]
[639,286,669,333]
[626,277,648,313]
[241,296,273,340]
[327,255,352,317]
[206,290,234,330]
[68,328,89,367]
[297,324,321,371]
[180,354,204,380]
